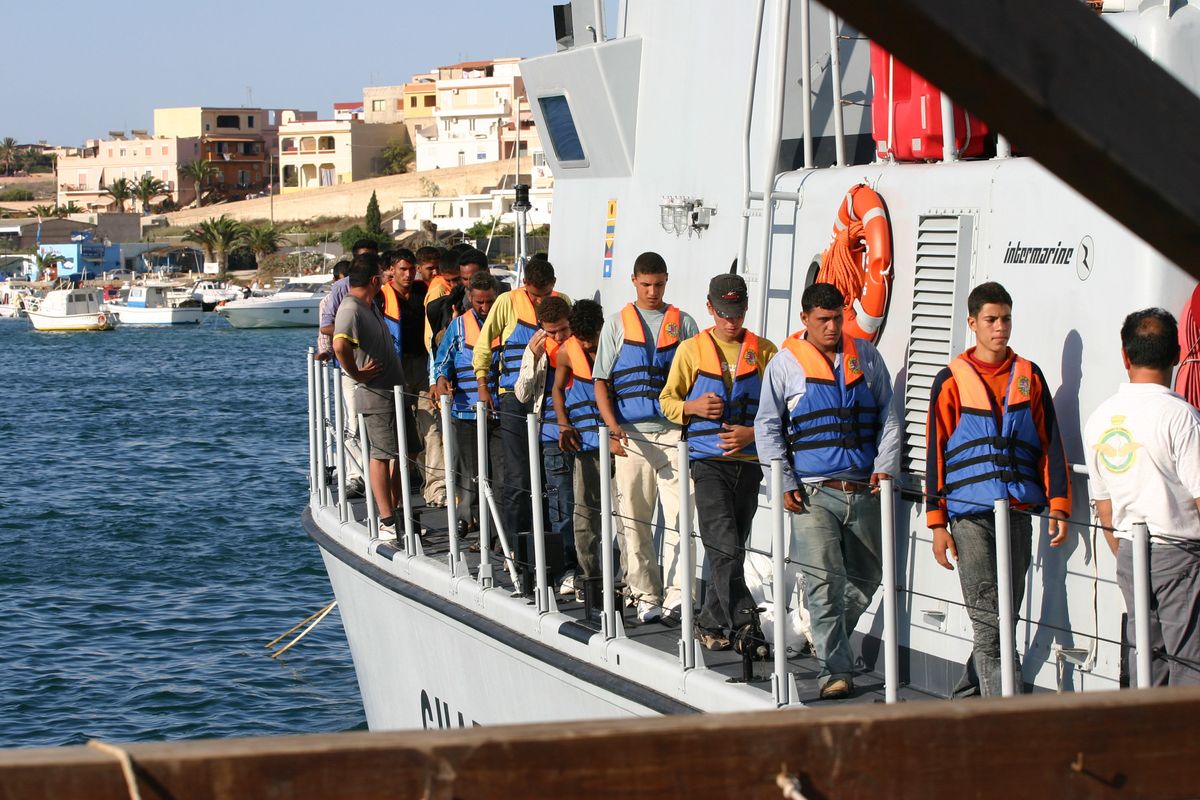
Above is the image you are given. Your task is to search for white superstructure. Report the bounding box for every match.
[217,275,331,329]
[305,0,1200,729]
[26,288,115,332]
[106,285,203,326]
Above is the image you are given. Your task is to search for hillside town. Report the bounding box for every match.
[0,58,553,284]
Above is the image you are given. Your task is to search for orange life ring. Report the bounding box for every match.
[97,312,108,327]
[816,183,893,342]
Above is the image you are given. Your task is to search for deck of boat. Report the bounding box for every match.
[348,495,938,708]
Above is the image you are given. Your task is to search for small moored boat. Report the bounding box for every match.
[26,288,115,332]
[216,275,331,329]
[106,285,203,326]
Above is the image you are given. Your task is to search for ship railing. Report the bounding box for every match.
[306,354,1171,703]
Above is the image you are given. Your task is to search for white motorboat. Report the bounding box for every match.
[304,0,1200,732]
[106,285,203,326]
[26,288,115,332]
[0,285,36,319]
[168,280,244,311]
[216,275,332,328]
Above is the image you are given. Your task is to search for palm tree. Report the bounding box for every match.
[30,203,57,218]
[59,201,82,215]
[180,160,220,208]
[33,250,66,280]
[183,215,245,274]
[242,223,283,271]
[0,137,16,176]
[102,177,133,213]
[130,174,168,215]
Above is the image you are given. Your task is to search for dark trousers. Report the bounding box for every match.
[499,392,532,538]
[544,439,580,574]
[451,415,503,526]
[693,458,761,633]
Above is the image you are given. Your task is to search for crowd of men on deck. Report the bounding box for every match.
[317,239,1200,699]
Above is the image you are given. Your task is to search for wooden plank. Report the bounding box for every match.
[3,687,1200,799]
[822,0,1200,281]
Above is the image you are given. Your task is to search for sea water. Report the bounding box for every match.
[0,316,364,748]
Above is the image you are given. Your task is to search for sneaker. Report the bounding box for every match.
[663,602,682,621]
[558,570,577,596]
[695,626,731,651]
[819,677,852,700]
[574,588,586,603]
[346,477,366,499]
[378,519,397,537]
[636,601,662,624]
[425,496,446,509]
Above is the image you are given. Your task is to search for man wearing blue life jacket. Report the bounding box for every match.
[432,272,503,538]
[595,251,700,624]
[660,275,778,652]
[755,282,900,700]
[927,281,1071,697]
[551,299,607,600]
[472,259,569,544]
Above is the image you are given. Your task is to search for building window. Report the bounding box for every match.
[457,151,465,167]
[161,146,169,156]
[282,165,298,187]
[120,149,126,157]
[162,169,169,182]
[299,137,316,153]
[538,95,586,164]
[409,97,417,108]
[396,99,403,110]
[247,115,255,128]
[424,95,435,108]
[372,100,385,112]
[468,118,476,132]
[145,147,151,156]
[319,164,336,186]
[318,136,335,152]
[281,137,297,153]
[443,119,451,133]
[216,115,240,129]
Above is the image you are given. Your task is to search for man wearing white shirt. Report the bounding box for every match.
[1085,308,1200,686]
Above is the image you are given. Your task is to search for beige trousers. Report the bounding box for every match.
[613,427,695,609]
[401,354,444,504]
[339,372,362,481]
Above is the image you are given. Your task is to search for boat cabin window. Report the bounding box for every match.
[538,95,586,166]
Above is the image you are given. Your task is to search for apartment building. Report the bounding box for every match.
[401,74,437,142]
[415,59,522,171]
[363,86,406,125]
[278,119,406,193]
[334,102,364,122]
[55,133,201,210]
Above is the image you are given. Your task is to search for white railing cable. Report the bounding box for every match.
[334,368,348,523]
[880,477,899,703]
[394,387,415,548]
[1132,521,1152,688]
[316,361,330,505]
[476,402,493,587]
[770,460,788,705]
[358,412,378,540]
[677,441,696,670]
[440,394,460,575]
[527,413,549,613]
[307,349,317,494]
[994,498,1016,696]
[599,425,618,640]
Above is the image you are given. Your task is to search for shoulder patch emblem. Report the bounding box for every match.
[1017,375,1031,398]
[665,322,679,338]
[744,349,757,366]
[1094,415,1141,474]
[846,356,861,376]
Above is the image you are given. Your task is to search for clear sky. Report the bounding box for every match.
[0,0,560,146]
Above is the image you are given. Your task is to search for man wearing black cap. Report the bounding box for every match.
[660,274,778,652]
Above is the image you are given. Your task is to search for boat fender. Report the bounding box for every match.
[97,312,107,327]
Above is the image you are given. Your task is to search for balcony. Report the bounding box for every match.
[433,100,511,118]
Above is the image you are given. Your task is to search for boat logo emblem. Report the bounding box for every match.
[744,349,757,366]
[846,356,861,375]
[1094,415,1141,474]
[665,322,679,338]
[1017,375,1031,398]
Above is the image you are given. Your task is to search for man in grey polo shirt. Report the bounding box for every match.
[333,253,405,534]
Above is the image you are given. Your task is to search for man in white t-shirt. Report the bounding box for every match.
[1085,307,1200,686]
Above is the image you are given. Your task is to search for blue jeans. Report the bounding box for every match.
[543,439,580,574]
[790,484,882,686]
[949,512,1032,698]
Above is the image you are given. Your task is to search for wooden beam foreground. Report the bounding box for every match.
[822,0,1200,282]
[2,687,1200,799]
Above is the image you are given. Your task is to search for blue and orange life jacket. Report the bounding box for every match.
[685,329,763,460]
[452,310,500,417]
[942,354,1046,520]
[559,335,600,452]
[783,334,879,478]
[379,283,403,356]
[609,303,683,424]
[539,337,564,444]
[499,288,558,392]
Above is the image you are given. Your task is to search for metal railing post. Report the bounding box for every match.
[880,476,899,703]
[440,394,460,575]
[316,361,329,505]
[994,498,1016,696]
[312,350,321,494]
[771,460,788,705]
[996,135,1012,159]
[677,441,695,670]
[828,13,846,167]
[940,92,959,163]
[394,387,414,547]
[799,0,813,169]
[476,401,493,587]
[334,367,348,523]
[358,412,377,539]
[1132,521,1153,688]
[527,413,548,613]
[599,425,617,639]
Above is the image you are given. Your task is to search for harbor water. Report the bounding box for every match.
[0,316,364,748]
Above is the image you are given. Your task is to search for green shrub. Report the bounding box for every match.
[0,188,34,202]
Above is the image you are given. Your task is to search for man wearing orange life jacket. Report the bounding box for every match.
[926,281,1071,698]
[423,249,461,355]
[755,282,900,700]
[594,251,700,624]
[472,259,570,546]
[660,275,777,653]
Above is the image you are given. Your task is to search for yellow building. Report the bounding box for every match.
[278,119,406,193]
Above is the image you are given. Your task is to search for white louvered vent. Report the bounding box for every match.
[902,214,972,475]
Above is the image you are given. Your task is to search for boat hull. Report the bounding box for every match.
[307,508,696,731]
[27,311,114,331]
[106,305,203,326]
[217,301,320,328]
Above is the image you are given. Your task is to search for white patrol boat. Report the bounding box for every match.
[303,0,1200,731]
[26,287,115,332]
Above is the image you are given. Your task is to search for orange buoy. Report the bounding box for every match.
[817,184,893,342]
